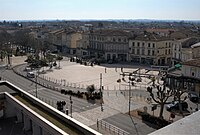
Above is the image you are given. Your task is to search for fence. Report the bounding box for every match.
[97,120,129,135]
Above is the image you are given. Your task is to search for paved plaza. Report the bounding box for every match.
[41,58,162,91]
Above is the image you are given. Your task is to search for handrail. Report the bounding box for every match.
[97,119,129,135]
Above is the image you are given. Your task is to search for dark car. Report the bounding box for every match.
[166,101,188,111]
[188,92,199,103]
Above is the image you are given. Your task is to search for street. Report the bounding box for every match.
[0,68,99,113]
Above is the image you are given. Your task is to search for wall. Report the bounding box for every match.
[193,46,200,59]
[182,65,200,78]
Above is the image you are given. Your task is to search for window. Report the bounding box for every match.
[148,50,150,55]
[168,49,170,54]
[152,50,155,55]
[148,43,151,47]
[137,42,140,47]
[142,43,145,47]
[132,42,135,47]
[152,43,155,48]
[137,49,140,55]
[157,50,159,54]
[113,38,116,42]
[118,38,121,42]
[142,49,145,55]
[192,72,195,76]
[165,50,167,55]
[132,49,135,54]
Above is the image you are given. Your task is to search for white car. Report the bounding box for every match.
[27,72,35,78]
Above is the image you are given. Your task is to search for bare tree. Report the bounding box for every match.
[13,30,31,52]
[147,83,174,118]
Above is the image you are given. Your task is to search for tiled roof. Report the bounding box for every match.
[49,29,65,34]
[129,32,172,41]
[90,29,131,36]
[146,28,175,33]
[182,58,200,67]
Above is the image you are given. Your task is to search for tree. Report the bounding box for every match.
[86,84,95,96]
[0,30,13,65]
[147,83,174,119]
[39,58,48,73]
[13,30,31,53]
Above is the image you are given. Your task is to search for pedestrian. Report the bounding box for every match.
[97,119,99,130]
[105,68,107,73]
[115,67,117,72]
[121,67,123,72]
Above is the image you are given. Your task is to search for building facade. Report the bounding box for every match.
[192,42,200,59]
[129,33,172,66]
[87,29,131,62]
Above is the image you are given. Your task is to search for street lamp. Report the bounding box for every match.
[119,72,135,115]
[100,73,103,112]
[69,96,73,117]
[35,71,38,98]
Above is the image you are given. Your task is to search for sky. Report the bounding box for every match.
[0,0,200,21]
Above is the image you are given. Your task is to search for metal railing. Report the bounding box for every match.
[97,120,129,135]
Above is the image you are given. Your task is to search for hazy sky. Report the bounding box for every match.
[0,0,200,20]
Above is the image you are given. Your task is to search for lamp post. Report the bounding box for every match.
[119,72,135,115]
[128,80,131,115]
[35,71,38,98]
[100,73,103,112]
[70,96,73,117]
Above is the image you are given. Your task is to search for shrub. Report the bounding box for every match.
[138,110,171,129]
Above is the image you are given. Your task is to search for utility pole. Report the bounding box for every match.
[100,73,103,111]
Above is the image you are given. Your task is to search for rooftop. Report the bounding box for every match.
[129,32,172,41]
[149,110,200,135]
[90,29,131,37]
[191,42,200,48]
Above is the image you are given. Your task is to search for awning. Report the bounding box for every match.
[175,63,182,68]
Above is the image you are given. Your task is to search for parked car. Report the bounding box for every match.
[27,72,35,78]
[188,92,199,103]
[24,67,31,72]
[166,101,188,111]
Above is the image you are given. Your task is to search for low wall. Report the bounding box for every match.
[4,92,68,135]
[3,81,102,135]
